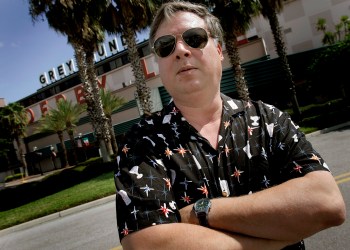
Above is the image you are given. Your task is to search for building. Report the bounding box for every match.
[4,0,350,177]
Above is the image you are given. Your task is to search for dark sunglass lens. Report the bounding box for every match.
[183,28,208,49]
[154,35,175,57]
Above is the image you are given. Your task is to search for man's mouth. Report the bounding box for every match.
[178,66,196,74]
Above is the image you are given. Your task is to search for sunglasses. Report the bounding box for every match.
[152,27,210,58]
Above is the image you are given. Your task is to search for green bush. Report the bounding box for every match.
[4,173,24,182]
[0,157,116,211]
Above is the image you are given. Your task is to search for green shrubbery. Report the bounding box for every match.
[4,173,24,183]
[0,157,116,211]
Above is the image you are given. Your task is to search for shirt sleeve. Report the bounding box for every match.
[114,122,180,241]
[259,102,330,182]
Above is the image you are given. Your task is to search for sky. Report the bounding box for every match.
[0,0,76,104]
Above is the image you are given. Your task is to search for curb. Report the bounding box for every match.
[305,121,350,138]
[0,195,115,237]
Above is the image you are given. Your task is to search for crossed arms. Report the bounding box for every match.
[121,171,345,250]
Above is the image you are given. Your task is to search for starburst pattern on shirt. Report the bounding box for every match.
[171,107,179,115]
[224,143,232,157]
[247,126,258,135]
[223,120,231,129]
[121,222,132,236]
[197,185,208,197]
[292,161,303,173]
[121,144,130,155]
[159,203,174,218]
[140,184,154,197]
[180,177,193,190]
[164,147,173,159]
[310,153,321,164]
[175,144,188,157]
[231,167,244,183]
[261,175,270,188]
[277,142,286,150]
[163,178,171,190]
[131,206,139,219]
[181,192,192,204]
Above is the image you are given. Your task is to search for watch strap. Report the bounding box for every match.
[197,212,209,227]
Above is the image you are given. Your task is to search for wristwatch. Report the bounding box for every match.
[193,198,211,227]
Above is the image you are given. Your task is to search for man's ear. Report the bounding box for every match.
[216,42,224,61]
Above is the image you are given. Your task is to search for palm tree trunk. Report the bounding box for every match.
[58,132,69,167]
[262,5,301,120]
[224,32,250,101]
[123,16,152,116]
[73,43,112,162]
[67,127,78,164]
[108,117,118,154]
[15,136,28,177]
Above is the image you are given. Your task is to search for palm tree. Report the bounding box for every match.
[100,89,126,154]
[209,0,260,101]
[36,111,69,168]
[103,0,161,116]
[51,99,86,164]
[316,18,335,45]
[29,0,113,162]
[257,0,301,119]
[0,103,29,176]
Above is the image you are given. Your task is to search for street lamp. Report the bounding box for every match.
[78,133,87,161]
[50,145,57,170]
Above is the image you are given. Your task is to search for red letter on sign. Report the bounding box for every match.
[74,85,86,104]
[141,58,156,79]
[40,100,48,116]
[97,75,106,89]
[55,94,66,103]
[26,109,35,124]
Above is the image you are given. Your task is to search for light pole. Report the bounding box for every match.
[50,145,57,170]
[78,133,87,161]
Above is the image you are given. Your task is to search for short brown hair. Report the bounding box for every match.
[149,1,223,48]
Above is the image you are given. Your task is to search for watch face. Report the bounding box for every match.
[194,198,211,212]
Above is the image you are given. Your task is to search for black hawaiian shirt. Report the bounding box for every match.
[114,93,329,249]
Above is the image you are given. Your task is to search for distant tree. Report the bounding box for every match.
[51,99,86,164]
[100,89,126,154]
[309,16,350,103]
[103,0,161,115]
[211,0,259,101]
[36,110,69,168]
[316,15,350,45]
[0,103,29,176]
[29,0,113,162]
[257,0,301,119]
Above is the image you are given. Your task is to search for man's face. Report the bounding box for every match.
[154,11,223,106]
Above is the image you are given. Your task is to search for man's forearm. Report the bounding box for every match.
[181,171,345,241]
[121,223,292,250]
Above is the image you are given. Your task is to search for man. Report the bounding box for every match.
[114,1,345,249]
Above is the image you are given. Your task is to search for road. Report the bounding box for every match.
[0,123,349,250]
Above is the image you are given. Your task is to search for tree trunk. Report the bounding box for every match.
[58,132,69,167]
[15,136,28,177]
[67,126,78,164]
[263,5,301,120]
[108,116,118,155]
[73,43,112,162]
[123,16,152,116]
[224,32,250,101]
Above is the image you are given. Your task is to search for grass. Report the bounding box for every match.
[0,171,115,230]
